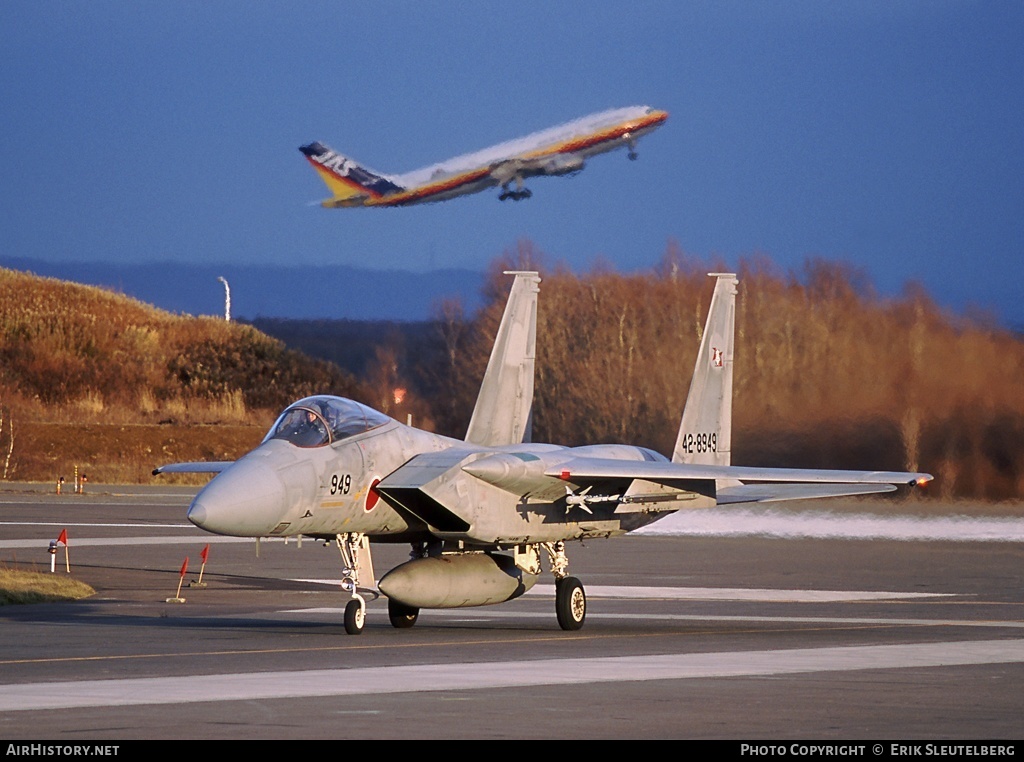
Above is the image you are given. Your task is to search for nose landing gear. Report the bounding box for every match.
[344,598,365,635]
[337,532,374,634]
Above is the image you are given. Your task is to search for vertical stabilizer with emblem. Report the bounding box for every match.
[464,271,541,447]
[299,142,405,206]
[672,273,738,466]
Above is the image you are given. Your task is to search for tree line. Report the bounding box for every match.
[397,242,1023,501]
[2,248,1021,500]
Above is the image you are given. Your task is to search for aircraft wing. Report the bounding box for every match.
[152,462,234,475]
[539,457,930,504]
[546,459,930,486]
[489,154,586,183]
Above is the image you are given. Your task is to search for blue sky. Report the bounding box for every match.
[2,2,1022,323]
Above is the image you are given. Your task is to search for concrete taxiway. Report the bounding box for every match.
[0,483,1022,739]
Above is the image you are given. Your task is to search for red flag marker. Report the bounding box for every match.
[194,544,210,587]
[56,529,69,572]
[168,557,189,603]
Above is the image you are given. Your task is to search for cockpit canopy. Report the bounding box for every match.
[264,396,391,448]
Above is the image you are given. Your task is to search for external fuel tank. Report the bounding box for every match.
[378,553,537,608]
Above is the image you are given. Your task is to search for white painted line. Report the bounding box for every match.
[0,535,243,549]
[0,499,192,507]
[286,580,953,602]
[1,639,1021,712]
[527,584,951,601]
[0,521,193,528]
[0,535,333,549]
[283,608,1024,630]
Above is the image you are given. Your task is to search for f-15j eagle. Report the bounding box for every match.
[156,272,931,634]
[300,105,668,207]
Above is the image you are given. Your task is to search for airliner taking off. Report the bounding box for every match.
[300,105,668,207]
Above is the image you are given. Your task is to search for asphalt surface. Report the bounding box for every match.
[1,483,1022,741]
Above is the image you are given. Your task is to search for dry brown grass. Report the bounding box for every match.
[0,567,95,605]
[0,266,366,425]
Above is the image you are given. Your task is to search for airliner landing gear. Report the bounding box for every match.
[499,178,533,201]
[543,541,587,631]
[337,532,373,635]
[624,133,639,160]
[499,188,532,201]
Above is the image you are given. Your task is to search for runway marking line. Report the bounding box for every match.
[1,638,1022,712]
[0,617,995,669]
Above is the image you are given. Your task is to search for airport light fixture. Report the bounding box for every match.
[217,276,231,322]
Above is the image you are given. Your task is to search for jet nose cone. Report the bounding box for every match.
[187,501,208,528]
[188,454,289,536]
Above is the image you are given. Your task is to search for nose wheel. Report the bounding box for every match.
[344,598,365,635]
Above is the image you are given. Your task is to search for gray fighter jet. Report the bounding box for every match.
[156,272,931,634]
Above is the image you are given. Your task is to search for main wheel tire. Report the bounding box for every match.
[388,599,420,629]
[344,599,365,635]
[555,576,586,631]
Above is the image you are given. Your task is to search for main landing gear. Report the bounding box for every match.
[543,541,586,631]
[555,576,586,631]
[388,598,420,629]
[337,536,587,634]
[499,177,532,201]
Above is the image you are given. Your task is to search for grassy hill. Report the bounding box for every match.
[0,267,368,482]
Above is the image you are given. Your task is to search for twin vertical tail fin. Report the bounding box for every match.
[464,271,541,447]
[672,273,738,467]
[466,270,730,454]
[299,142,404,206]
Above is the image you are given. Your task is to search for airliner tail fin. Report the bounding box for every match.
[300,142,404,206]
